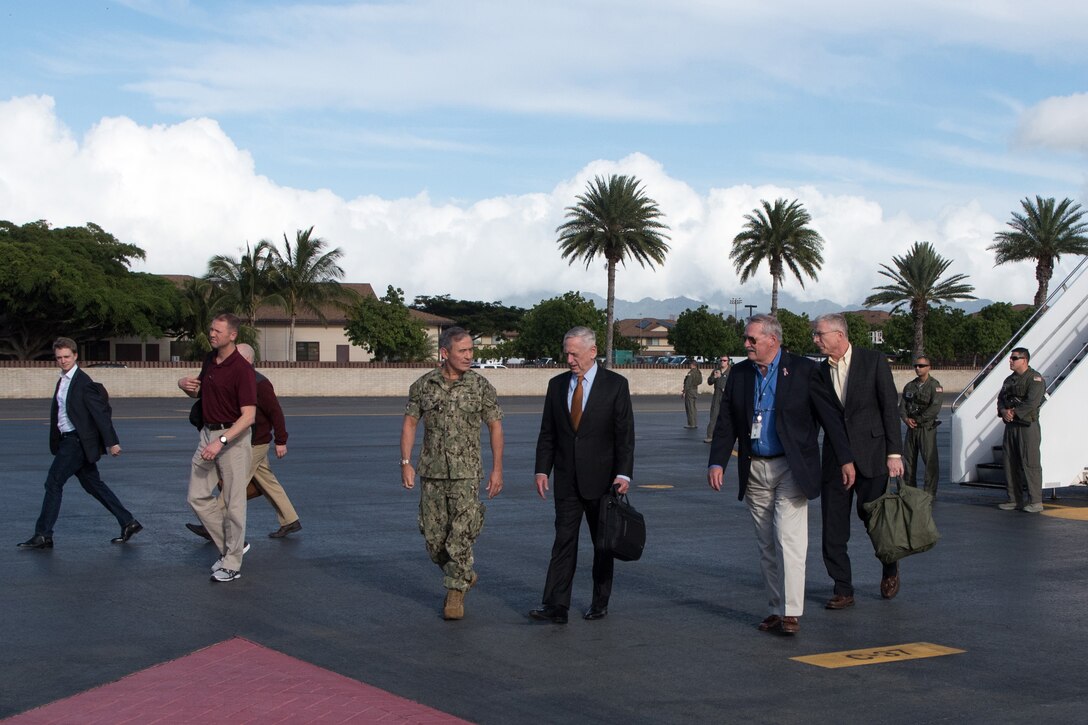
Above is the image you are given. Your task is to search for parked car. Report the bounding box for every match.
[86,362,128,368]
[525,357,555,367]
[471,361,507,369]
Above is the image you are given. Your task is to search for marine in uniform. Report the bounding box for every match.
[401,327,504,620]
[704,356,732,443]
[899,356,943,497]
[683,360,702,428]
[996,347,1046,513]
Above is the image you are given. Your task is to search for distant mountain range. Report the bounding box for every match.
[503,290,1000,320]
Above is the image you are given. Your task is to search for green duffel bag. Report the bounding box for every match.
[863,478,940,565]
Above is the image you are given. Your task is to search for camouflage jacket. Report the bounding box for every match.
[405,368,503,480]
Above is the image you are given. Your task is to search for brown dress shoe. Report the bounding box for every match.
[269,520,301,538]
[758,615,782,632]
[825,594,855,610]
[778,616,800,634]
[880,572,900,599]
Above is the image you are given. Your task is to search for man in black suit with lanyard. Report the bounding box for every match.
[530,326,635,624]
[708,315,854,634]
[813,313,903,609]
[18,337,141,549]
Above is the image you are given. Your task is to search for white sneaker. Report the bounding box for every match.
[210,568,241,583]
[211,541,251,571]
[1022,503,1044,513]
[997,502,1019,510]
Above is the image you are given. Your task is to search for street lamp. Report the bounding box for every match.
[745,304,757,319]
[729,297,742,321]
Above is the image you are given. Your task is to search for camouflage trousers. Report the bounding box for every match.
[419,477,485,591]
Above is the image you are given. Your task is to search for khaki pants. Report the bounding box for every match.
[745,457,808,618]
[249,443,299,526]
[189,428,251,571]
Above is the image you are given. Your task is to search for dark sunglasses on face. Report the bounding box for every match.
[1010,356,1025,361]
[914,364,929,368]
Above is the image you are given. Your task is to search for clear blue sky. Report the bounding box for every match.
[2,1,1086,308]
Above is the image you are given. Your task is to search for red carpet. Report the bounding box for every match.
[4,637,471,724]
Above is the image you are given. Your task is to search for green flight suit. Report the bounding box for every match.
[997,367,1046,508]
[899,375,943,496]
[683,366,702,428]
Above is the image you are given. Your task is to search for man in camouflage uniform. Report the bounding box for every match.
[704,356,732,443]
[683,359,702,429]
[401,327,504,619]
[997,347,1046,513]
[899,355,943,497]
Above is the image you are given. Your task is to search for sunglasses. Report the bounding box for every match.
[1009,356,1025,361]
[913,364,930,368]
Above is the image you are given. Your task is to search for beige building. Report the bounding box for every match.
[616,318,676,358]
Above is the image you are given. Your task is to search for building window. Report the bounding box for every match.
[296,342,320,362]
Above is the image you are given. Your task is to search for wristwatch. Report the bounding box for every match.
[219,434,229,445]
[400,458,411,466]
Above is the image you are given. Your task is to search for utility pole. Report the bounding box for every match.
[745,304,757,319]
[730,297,742,321]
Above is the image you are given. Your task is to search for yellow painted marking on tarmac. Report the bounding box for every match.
[792,642,964,669]
[638,484,674,490]
[1041,502,1088,521]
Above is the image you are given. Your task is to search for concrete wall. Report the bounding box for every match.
[0,365,979,399]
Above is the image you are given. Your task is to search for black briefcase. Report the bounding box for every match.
[597,488,646,562]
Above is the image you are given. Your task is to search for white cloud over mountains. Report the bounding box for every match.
[0,95,1068,310]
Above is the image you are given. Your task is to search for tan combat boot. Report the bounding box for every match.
[443,589,465,620]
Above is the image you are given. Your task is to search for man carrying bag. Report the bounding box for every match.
[863,478,940,565]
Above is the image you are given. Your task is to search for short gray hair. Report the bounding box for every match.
[564,326,596,347]
[748,314,781,340]
[439,326,471,351]
[814,312,848,334]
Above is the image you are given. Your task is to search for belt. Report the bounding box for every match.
[750,453,784,461]
[205,422,233,431]
[59,431,79,439]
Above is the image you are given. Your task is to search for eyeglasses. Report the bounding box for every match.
[811,330,838,338]
[913,364,930,368]
[1009,355,1025,361]
[743,336,760,344]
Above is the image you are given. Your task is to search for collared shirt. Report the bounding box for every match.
[198,348,257,425]
[56,365,78,433]
[827,344,852,404]
[567,363,599,415]
[750,350,784,457]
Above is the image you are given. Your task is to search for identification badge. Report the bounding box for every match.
[751,413,763,439]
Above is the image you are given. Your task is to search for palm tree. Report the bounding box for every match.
[267,227,351,361]
[864,241,976,358]
[206,240,279,328]
[730,198,824,314]
[556,174,670,367]
[989,196,1088,308]
[175,277,222,359]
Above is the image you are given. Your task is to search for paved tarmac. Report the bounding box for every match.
[3,395,1087,724]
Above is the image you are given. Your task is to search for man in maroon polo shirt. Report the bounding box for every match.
[178,313,256,583]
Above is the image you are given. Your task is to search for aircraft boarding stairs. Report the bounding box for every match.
[951,257,1088,493]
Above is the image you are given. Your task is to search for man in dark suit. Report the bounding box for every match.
[708,315,854,635]
[530,326,635,624]
[813,313,904,608]
[18,337,141,549]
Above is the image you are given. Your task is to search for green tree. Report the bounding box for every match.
[344,286,431,362]
[172,277,222,360]
[268,226,352,362]
[667,305,734,357]
[0,220,179,359]
[863,241,975,358]
[206,240,280,328]
[962,302,1035,365]
[516,292,606,360]
[411,295,526,337]
[556,174,670,367]
[843,312,873,351]
[989,196,1088,308]
[775,308,817,355]
[731,198,824,314]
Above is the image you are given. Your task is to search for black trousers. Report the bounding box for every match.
[820,473,897,597]
[541,492,613,610]
[35,435,133,537]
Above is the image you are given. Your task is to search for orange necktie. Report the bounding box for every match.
[570,375,584,430]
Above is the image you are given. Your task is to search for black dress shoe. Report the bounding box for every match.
[17,534,53,549]
[583,605,608,620]
[111,520,143,544]
[269,520,302,538]
[185,522,212,541]
[528,605,568,624]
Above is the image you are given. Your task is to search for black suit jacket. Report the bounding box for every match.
[535,367,635,500]
[708,352,852,500]
[49,367,119,463]
[818,346,901,480]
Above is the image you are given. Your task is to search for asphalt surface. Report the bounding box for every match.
[3,395,1087,724]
